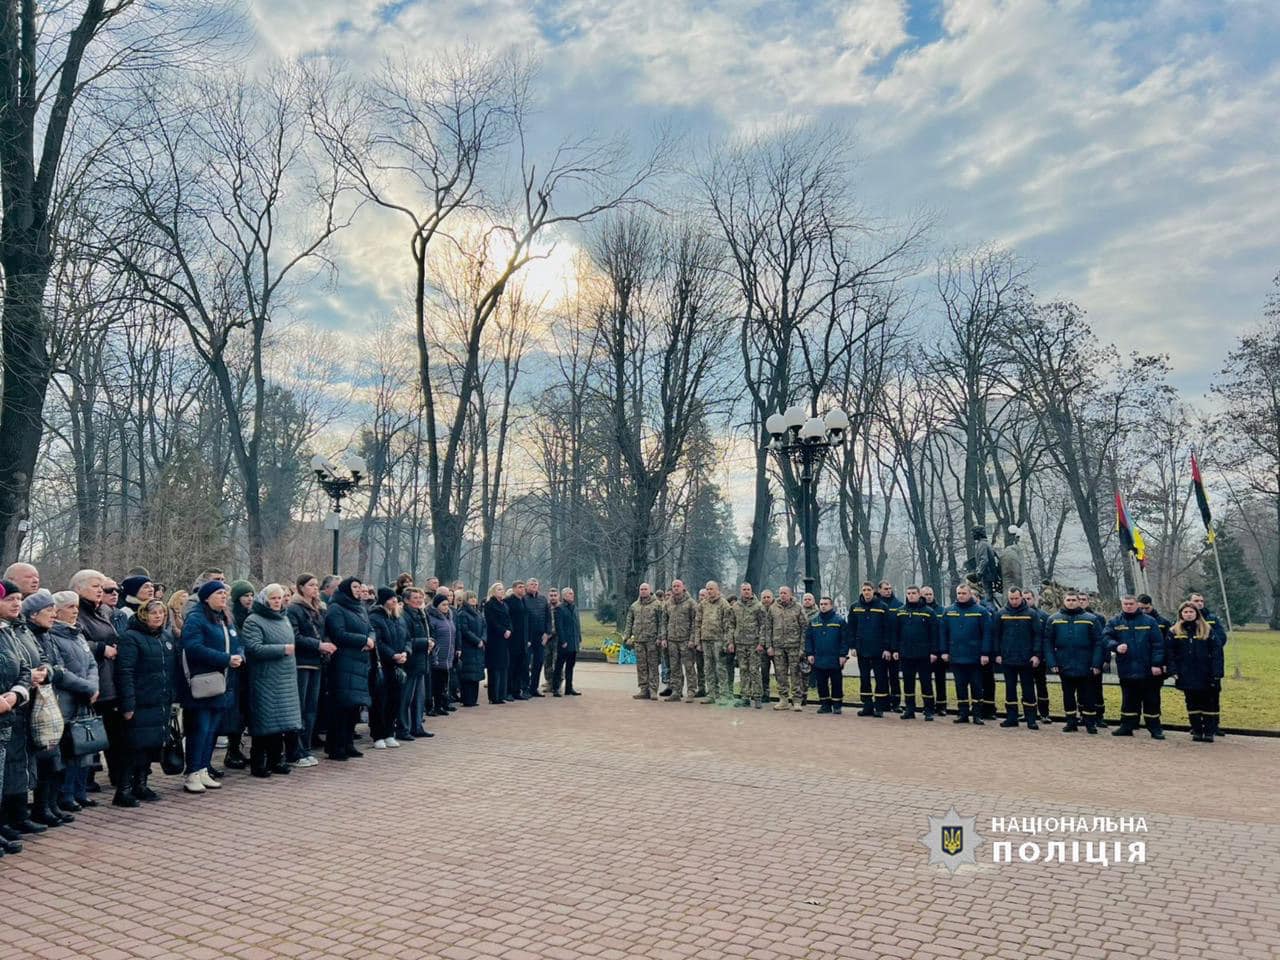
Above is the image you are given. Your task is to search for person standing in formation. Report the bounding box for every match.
[623,583,663,701]
[697,583,733,705]
[731,583,768,709]
[662,580,698,703]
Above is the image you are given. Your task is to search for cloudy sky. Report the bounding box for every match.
[246,0,1279,396]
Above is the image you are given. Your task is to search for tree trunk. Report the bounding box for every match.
[743,441,773,587]
[0,269,52,558]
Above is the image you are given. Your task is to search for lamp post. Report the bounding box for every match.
[764,403,850,598]
[311,453,366,576]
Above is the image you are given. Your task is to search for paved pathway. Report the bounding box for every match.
[4,663,1278,960]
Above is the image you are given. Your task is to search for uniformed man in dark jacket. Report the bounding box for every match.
[1044,591,1103,734]
[1022,588,1054,723]
[1104,596,1166,738]
[804,597,847,714]
[1082,593,1109,727]
[845,582,891,717]
[920,586,948,714]
[891,586,937,721]
[993,587,1042,729]
[876,581,903,710]
[939,582,991,725]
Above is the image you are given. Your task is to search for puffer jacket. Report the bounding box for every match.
[325,591,374,707]
[939,598,991,665]
[1104,610,1164,681]
[993,602,1042,667]
[117,615,176,750]
[80,596,119,703]
[403,605,432,676]
[242,602,302,736]
[1044,609,1103,677]
[892,600,939,660]
[287,599,326,670]
[847,596,892,657]
[178,603,242,711]
[456,604,486,681]
[44,621,98,723]
[426,604,455,669]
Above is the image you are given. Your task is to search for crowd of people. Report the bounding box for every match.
[620,578,1228,741]
[0,556,1233,861]
[0,562,583,860]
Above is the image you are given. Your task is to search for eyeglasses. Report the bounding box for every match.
[102,587,118,594]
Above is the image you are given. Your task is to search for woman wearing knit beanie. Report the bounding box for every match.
[220,579,256,770]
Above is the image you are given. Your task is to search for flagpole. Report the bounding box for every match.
[1209,535,1242,680]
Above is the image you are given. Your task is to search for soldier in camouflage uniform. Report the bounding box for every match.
[662,580,698,702]
[623,583,664,700]
[698,582,734,704]
[694,588,708,696]
[768,586,809,711]
[654,588,672,696]
[759,589,775,700]
[541,588,560,693]
[730,583,768,708]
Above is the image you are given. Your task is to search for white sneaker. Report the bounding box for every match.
[373,739,388,749]
[199,769,222,788]
[184,773,206,793]
[296,756,319,768]
[215,736,228,749]
[385,737,400,748]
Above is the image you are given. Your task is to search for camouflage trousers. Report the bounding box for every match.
[701,641,729,700]
[667,643,697,698]
[542,639,558,689]
[634,641,660,696]
[772,646,805,705]
[736,645,764,700]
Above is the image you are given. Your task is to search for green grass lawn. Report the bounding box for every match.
[580,614,1279,731]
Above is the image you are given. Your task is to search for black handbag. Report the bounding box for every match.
[161,709,185,775]
[67,711,109,756]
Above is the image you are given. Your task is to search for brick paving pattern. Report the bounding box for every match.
[3,663,1278,959]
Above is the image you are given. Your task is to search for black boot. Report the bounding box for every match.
[112,777,140,808]
[1111,722,1135,737]
[224,732,249,770]
[44,782,75,823]
[1062,718,1079,733]
[134,770,161,802]
[1000,711,1019,728]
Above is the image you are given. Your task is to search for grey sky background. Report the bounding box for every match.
[246,0,1280,400]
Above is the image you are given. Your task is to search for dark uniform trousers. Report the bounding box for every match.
[886,659,901,710]
[1060,674,1095,725]
[1118,677,1162,730]
[931,659,950,713]
[899,657,934,713]
[951,663,982,719]
[1032,660,1052,719]
[814,666,843,705]
[1183,682,1220,736]
[979,661,998,718]
[1090,672,1107,725]
[1002,665,1037,723]
[856,654,888,711]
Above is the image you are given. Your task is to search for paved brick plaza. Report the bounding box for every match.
[4,663,1278,960]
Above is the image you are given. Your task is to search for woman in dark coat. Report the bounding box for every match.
[0,581,50,838]
[456,592,486,707]
[426,593,456,718]
[505,583,529,701]
[47,592,98,810]
[370,588,408,746]
[324,577,374,761]
[1169,601,1225,743]
[221,579,256,770]
[286,575,329,766]
[242,584,302,777]
[483,584,511,705]
[0,581,35,855]
[402,588,433,737]
[22,591,73,827]
[179,581,244,794]
[116,600,175,806]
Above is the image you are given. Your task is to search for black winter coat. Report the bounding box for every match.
[554,603,581,654]
[117,617,176,750]
[505,595,529,652]
[846,597,892,657]
[287,600,326,669]
[1169,623,1223,691]
[80,597,119,703]
[484,598,511,669]
[325,593,374,707]
[403,606,432,676]
[456,605,486,681]
[371,607,410,672]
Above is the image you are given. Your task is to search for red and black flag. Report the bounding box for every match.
[1115,492,1147,568]
[1191,452,1215,543]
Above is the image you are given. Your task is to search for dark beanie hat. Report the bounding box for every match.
[337,577,361,600]
[0,579,19,599]
[198,580,228,603]
[376,586,397,606]
[121,575,152,600]
[433,592,450,608]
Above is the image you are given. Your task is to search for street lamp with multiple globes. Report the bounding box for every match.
[311,453,366,575]
[764,403,850,598]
